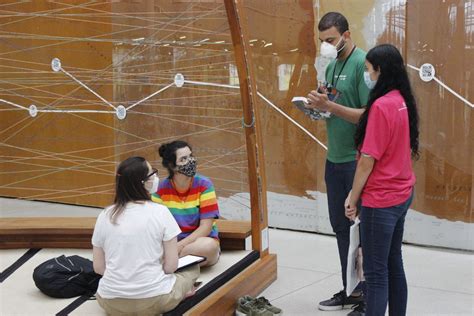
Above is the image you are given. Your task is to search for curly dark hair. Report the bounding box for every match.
[158,140,192,178]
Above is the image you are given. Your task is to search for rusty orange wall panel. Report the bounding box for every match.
[0,1,472,250]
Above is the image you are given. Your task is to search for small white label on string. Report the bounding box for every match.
[174,73,185,87]
[29,104,38,117]
[116,105,126,120]
[419,63,435,82]
[51,58,62,72]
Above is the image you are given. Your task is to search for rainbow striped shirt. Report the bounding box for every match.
[151,174,219,240]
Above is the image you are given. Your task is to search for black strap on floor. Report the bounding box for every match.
[164,250,260,315]
[56,251,259,315]
[56,295,95,316]
[0,248,41,283]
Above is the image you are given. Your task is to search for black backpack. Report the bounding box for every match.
[33,255,101,298]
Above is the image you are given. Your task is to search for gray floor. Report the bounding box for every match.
[0,248,251,316]
[261,229,474,315]
[1,197,473,315]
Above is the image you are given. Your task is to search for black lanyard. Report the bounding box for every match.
[331,45,356,88]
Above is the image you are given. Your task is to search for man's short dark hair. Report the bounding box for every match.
[318,12,349,34]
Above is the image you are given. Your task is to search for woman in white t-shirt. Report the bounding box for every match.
[92,156,199,315]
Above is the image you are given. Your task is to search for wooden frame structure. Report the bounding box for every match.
[181,1,278,313]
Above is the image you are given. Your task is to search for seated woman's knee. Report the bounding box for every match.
[196,237,219,250]
[195,237,219,265]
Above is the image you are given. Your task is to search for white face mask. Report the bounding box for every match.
[145,175,159,194]
[316,37,346,81]
[315,44,335,82]
[319,36,345,58]
[364,71,377,89]
[320,41,338,59]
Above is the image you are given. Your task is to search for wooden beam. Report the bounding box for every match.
[0,218,251,250]
[184,254,277,316]
[224,0,269,256]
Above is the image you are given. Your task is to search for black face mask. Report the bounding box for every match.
[177,157,197,177]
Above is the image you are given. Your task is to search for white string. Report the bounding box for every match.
[0,154,113,169]
[0,6,252,202]
[201,175,247,185]
[0,143,112,175]
[199,159,248,173]
[0,113,32,136]
[0,3,218,117]
[5,118,238,162]
[126,83,174,111]
[203,144,246,164]
[129,110,242,135]
[38,109,115,114]
[0,108,24,112]
[136,80,328,152]
[25,187,114,201]
[184,80,239,89]
[0,120,242,188]
[0,99,115,114]
[48,0,225,34]
[60,68,117,110]
[22,183,113,200]
[407,64,473,108]
[1,79,243,146]
[257,92,328,150]
[1,110,46,143]
[0,165,111,175]
[0,0,101,28]
[0,159,111,177]
[129,109,239,120]
[0,98,29,110]
[0,9,193,115]
[2,182,110,192]
[2,82,114,107]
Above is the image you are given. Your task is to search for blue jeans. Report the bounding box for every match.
[325,160,357,290]
[360,192,413,316]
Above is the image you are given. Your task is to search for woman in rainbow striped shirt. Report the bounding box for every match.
[152,140,220,267]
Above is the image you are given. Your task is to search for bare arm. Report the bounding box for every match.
[177,218,213,251]
[327,101,365,124]
[306,90,365,124]
[345,155,375,219]
[163,237,179,274]
[92,246,106,275]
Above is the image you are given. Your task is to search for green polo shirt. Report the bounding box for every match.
[325,47,370,163]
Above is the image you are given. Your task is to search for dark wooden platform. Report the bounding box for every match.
[0,218,251,250]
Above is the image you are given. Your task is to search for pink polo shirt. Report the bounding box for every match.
[360,90,415,208]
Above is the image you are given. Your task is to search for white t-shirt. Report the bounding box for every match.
[92,201,181,299]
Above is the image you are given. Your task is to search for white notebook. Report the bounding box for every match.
[291,96,331,120]
[177,254,206,271]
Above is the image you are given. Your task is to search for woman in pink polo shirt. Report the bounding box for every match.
[345,44,419,316]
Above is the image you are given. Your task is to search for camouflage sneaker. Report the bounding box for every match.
[235,296,275,316]
[255,296,283,315]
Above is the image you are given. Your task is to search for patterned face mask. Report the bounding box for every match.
[177,157,197,177]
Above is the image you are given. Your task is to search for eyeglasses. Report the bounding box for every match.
[143,168,158,181]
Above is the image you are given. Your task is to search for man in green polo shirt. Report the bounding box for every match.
[307,12,369,316]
